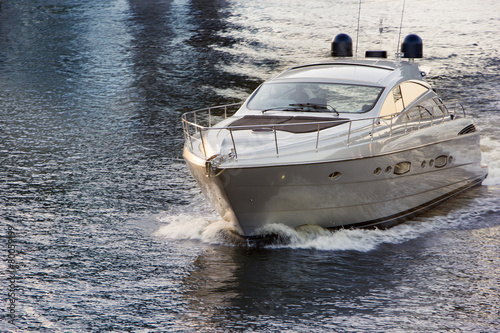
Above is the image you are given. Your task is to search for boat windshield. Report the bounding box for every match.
[247,82,383,113]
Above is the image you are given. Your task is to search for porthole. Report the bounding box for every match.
[394,161,411,175]
[329,172,342,180]
[385,166,392,174]
[374,167,382,175]
[429,159,434,167]
[421,160,427,168]
[435,155,448,168]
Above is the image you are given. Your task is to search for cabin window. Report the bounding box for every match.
[423,98,449,117]
[380,82,429,117]
[380,93,397,117]
[393,86,404,113]
[400,82,428,106]
[401,97,449,122]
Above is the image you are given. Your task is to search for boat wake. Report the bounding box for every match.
[154,197,459,251]
[153,198,247,246]
[481,136,500,186]
[155,202,497,250]
[249,222,437,251]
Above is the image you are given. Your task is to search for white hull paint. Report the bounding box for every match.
[185,131,486,236]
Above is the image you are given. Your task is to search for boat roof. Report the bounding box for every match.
[270,59,423,87]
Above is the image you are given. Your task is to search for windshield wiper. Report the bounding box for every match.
[289,103,339,116]
[261,105,304,114]
[261,103,339,116]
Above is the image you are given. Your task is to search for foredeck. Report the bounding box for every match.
[228,115,349,133]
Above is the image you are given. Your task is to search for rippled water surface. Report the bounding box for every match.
[1,0,499,331]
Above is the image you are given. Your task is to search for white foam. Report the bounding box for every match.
[154,197,243,245]
[154,214,213,240]
[154,204,485,251]
[481,136,500,186]
[154,203,440,251]
[256,222,437,252]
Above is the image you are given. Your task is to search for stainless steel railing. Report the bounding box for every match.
[181,101,467,160]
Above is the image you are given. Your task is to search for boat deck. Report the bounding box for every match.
[228,115,349,133]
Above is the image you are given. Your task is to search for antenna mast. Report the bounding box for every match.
[396,0,406,57]
[355,0,362,58]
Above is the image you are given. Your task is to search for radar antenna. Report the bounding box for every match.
[396,0,406,59]
[379,18,384,46]
[355,0,362,58]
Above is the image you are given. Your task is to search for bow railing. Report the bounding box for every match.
[181,101,467,160]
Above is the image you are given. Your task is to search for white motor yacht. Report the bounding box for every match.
[181,34,488,237]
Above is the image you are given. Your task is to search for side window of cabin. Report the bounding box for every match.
[418,98,446,118]
[400,82,428,107]
[380,82,429,117]
[393,85,404,113]
[430,97,449,116]
[401,97,449,122]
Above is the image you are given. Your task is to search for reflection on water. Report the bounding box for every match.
[179,218,499,331]
[179,221,499,331]
[0,0,245,219]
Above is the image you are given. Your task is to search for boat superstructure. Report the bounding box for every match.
[181,34,488,237]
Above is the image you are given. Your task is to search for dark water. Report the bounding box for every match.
[1,0,498,331]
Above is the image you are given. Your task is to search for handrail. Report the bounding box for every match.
[181,101,467,160]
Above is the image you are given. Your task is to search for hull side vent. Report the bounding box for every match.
[458,124,476,135]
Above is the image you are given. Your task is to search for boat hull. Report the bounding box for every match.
[185,133,487,236]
